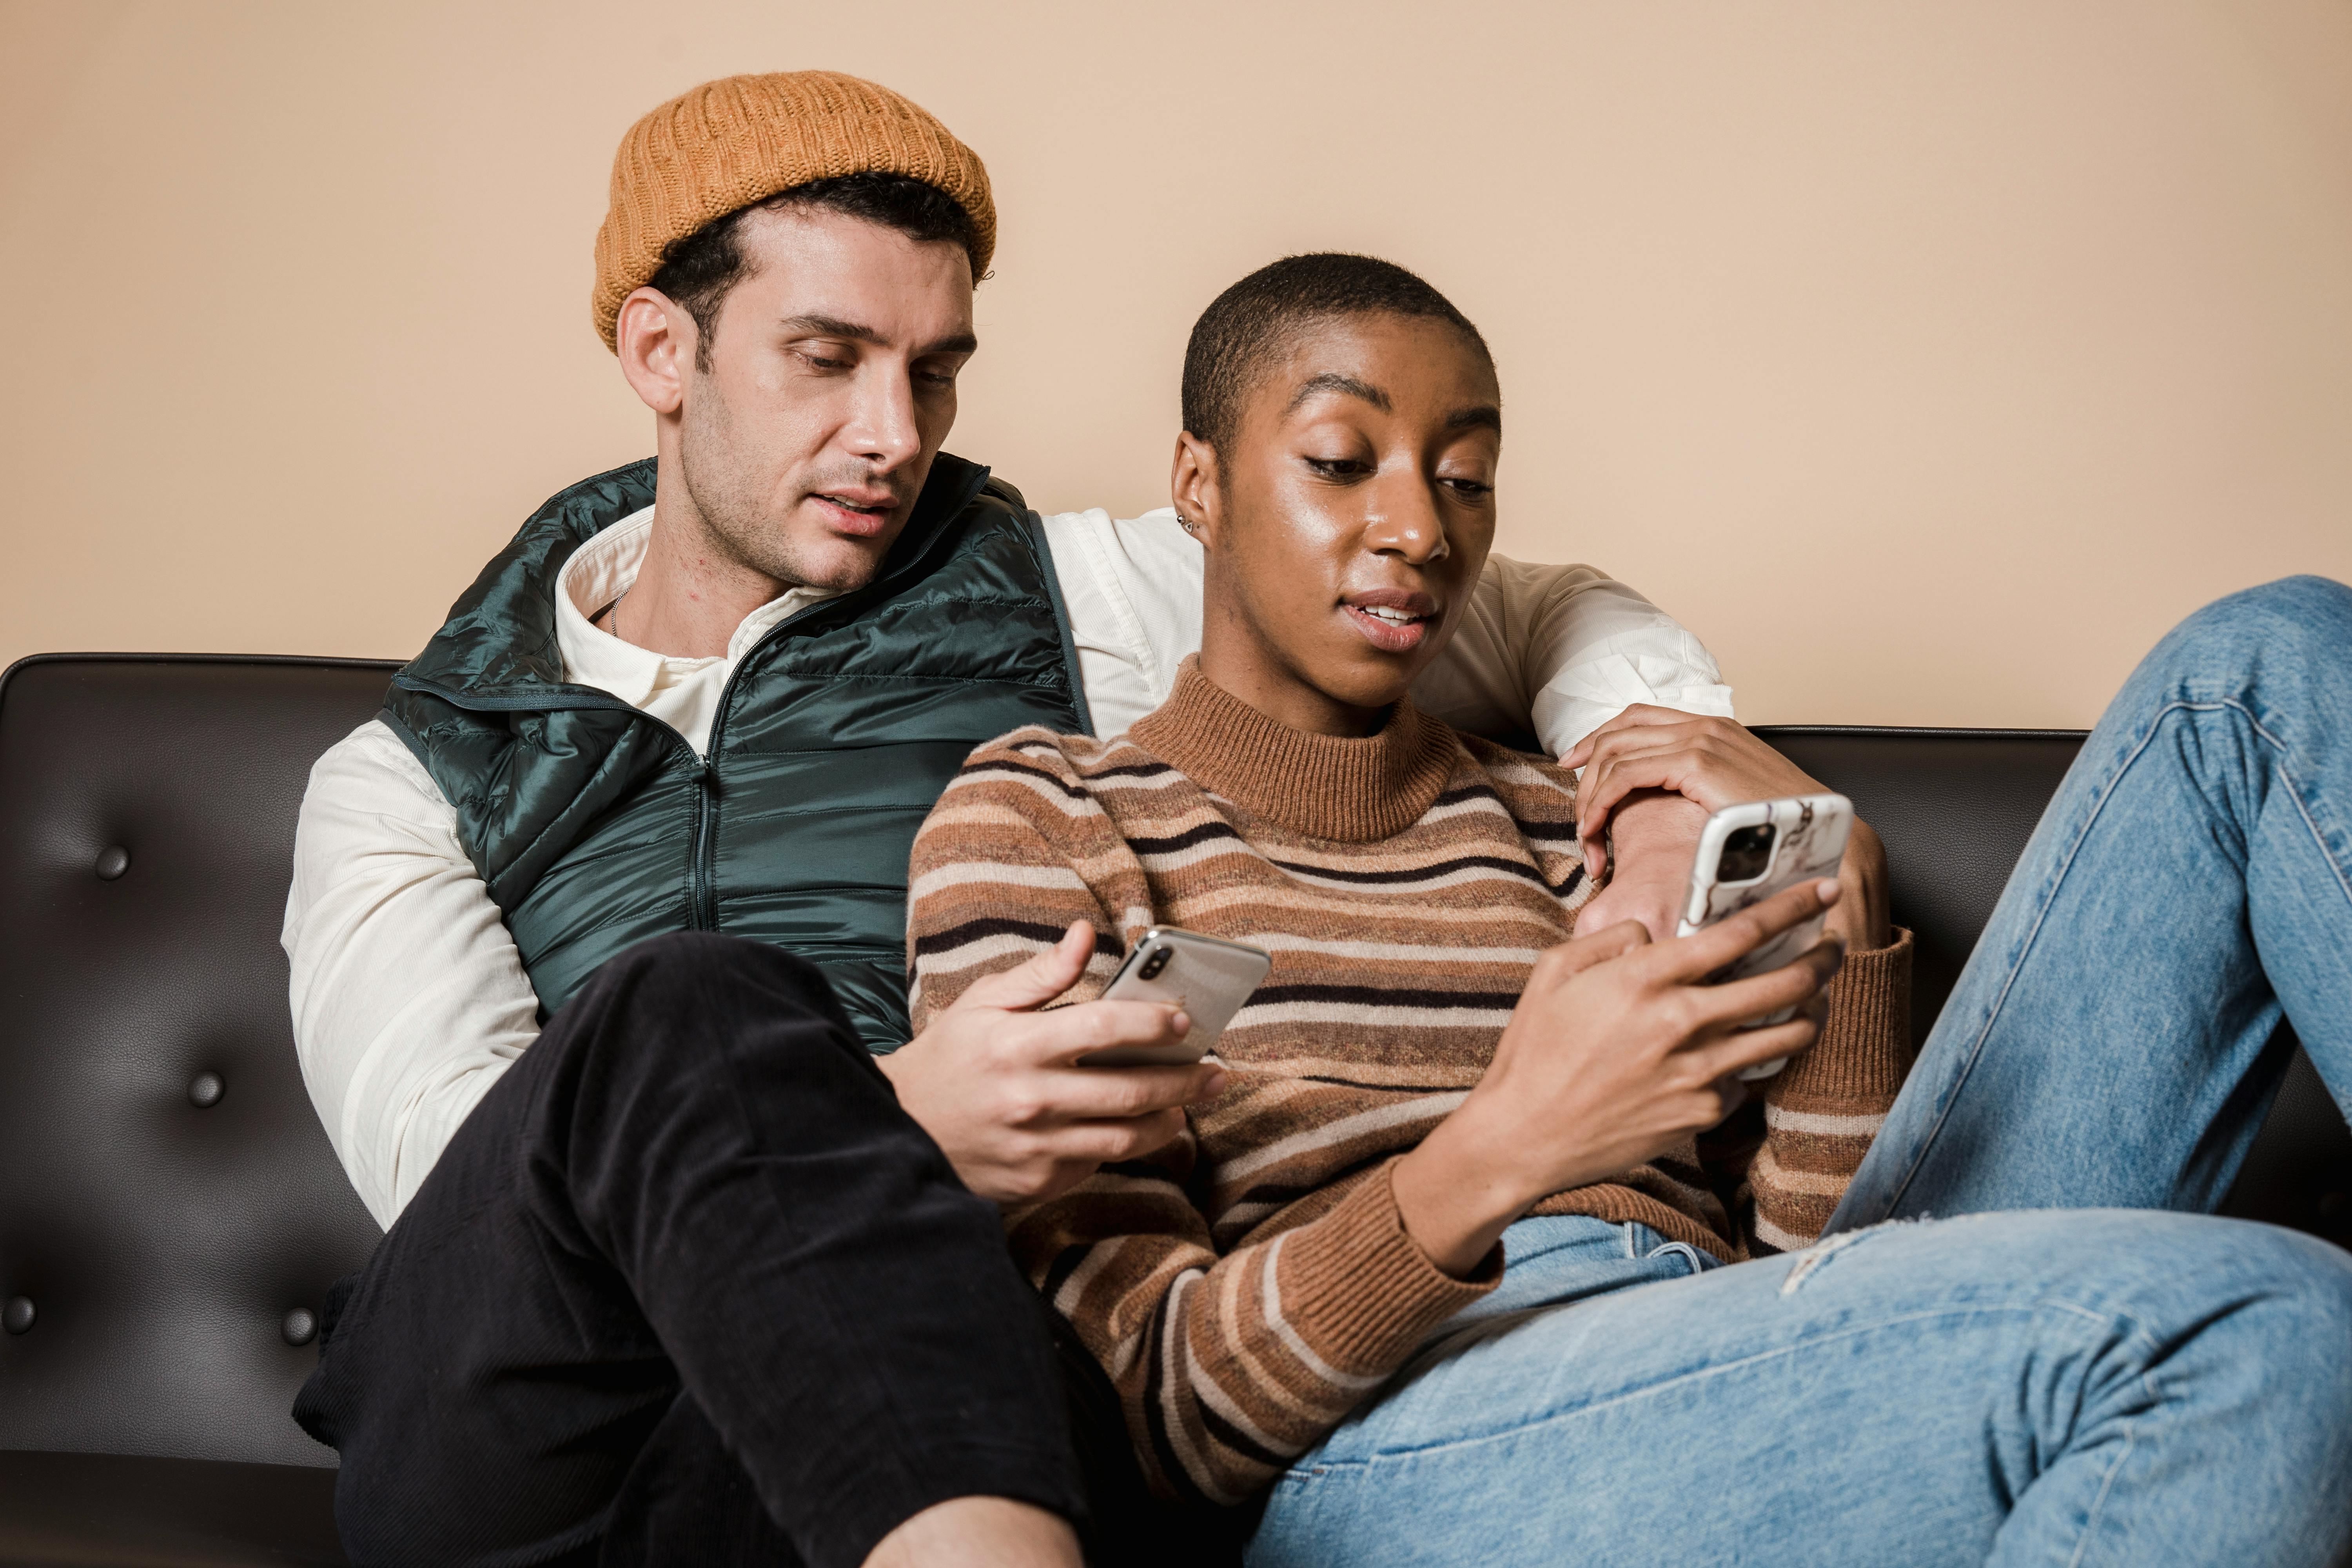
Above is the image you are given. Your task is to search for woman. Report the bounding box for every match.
[906,254,2352,1565]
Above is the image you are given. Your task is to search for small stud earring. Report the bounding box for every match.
[1177,515,1199,535]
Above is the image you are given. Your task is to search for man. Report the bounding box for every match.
[283,72,1732,1567]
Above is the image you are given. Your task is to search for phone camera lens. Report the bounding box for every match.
[1138,949,1172,980]
[1716,824,1777,884]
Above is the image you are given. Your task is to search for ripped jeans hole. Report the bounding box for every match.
[1780,1217,1933,1296]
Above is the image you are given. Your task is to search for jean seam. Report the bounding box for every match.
[1301,1300,2137,1466]
[2224,700,2352,915]
[2170,690,2352,912]
[2061,1319,2172,1568]
[2063,1411,2140,1568]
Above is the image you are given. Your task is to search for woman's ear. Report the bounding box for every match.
[1170,431,1225,549]
[616,287,691,417]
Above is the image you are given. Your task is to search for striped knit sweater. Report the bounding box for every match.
[906,658,1913,1505]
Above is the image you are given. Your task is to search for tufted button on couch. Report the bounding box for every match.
[0,657,389,1566]
[0,655,2345,1567]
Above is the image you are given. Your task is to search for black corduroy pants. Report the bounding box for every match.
[293,932,1091,1568]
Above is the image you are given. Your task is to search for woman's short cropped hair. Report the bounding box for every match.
[1180,254,1494,454]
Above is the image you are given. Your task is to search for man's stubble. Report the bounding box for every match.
[674,369,913,596]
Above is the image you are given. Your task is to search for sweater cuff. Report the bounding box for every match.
[1271,1164,1498,1375]
[1774,927,1914,1105]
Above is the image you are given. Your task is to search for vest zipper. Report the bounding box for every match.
[691,660,769,938]
[689,760,717,932]
[694,536,964,931]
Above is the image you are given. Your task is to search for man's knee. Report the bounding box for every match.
[539,933,882,1134]
[564,933,863,1058]
[592,930,841,1019]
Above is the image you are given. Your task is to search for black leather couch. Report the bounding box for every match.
[2,653,2345,1567]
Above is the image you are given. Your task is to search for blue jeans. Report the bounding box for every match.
[1248,577,2352,1567]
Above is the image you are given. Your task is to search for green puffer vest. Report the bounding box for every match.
[380,452,1089,1050]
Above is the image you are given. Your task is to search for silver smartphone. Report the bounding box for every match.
[1079,927,1273,1067]
[1675,793,1854,1080]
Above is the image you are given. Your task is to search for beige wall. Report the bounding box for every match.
[4,0,2348,727]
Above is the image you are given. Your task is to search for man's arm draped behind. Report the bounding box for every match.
[283,720,541,1228]
[286,508,1733,1227]
[1046,508,1733,749]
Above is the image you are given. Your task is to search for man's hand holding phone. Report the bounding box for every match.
[1393,880,1846,1278]
[881,922,1227,1209]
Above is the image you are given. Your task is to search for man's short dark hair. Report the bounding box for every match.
[1180,253,1495,456]
[649,171,979,370]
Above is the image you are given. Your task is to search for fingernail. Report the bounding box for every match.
[1171,1011,1192,1036]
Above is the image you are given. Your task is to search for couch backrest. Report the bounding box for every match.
[0,657,390,1468]
[0,665,2340,1475]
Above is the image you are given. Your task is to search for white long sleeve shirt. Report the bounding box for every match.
[285,505,1734,1228]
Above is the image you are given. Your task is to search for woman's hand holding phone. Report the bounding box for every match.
[1392,880,1846,1279]
[1564,706,1891,953]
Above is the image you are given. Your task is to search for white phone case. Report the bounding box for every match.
[1081,927,1273,1067]
[1675,793,1853,1080]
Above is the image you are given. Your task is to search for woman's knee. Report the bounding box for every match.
[2145,575,2352,694]
[2218,1220,2352,1339]
[2181,1221,2352,1472]
[2107,1214,2352,1380]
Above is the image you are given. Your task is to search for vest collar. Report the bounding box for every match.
[397,453,991,710]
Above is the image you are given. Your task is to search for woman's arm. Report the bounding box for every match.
[1558,708,1905,1201]
[906,732,1496,1505]
[1392,882,1849,1276]
[1016,1159,1493,1506]
[1742,928,1915,1252]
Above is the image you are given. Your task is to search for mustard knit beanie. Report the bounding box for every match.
[591,70,995,351]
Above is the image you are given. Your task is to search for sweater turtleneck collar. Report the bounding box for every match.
[1127,657,1462,843]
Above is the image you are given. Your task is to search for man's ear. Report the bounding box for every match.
[616,287,694,417]
[1170,431,1225,549]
